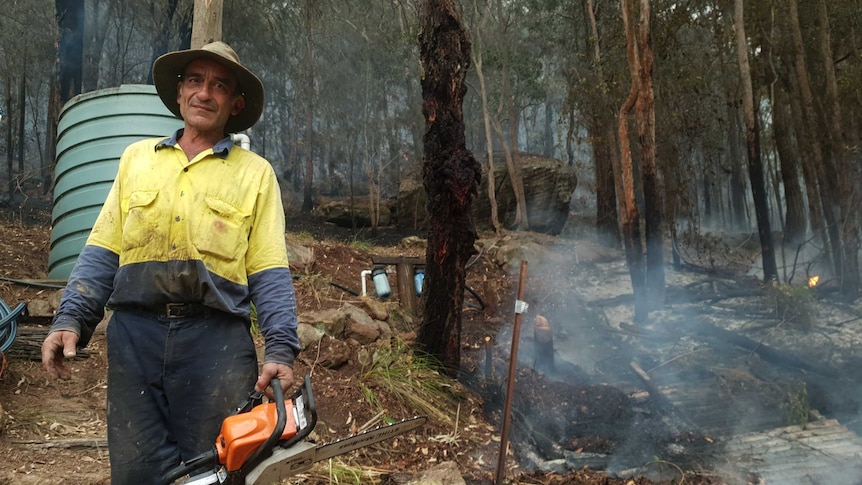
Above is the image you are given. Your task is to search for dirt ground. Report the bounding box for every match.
[0,193,722,485]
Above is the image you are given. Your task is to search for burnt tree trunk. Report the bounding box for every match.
[734,0,777,282]
[417,0,481,374]
[634,0,664,307]
[771,87,806,247]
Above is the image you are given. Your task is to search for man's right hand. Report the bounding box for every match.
[41,330,80,380]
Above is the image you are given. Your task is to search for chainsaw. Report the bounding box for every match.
[161,375,426,485]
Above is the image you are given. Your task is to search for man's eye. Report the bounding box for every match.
[214,83,229,94]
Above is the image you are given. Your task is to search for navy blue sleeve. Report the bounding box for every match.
[50,244,118,348]
[248,267,300,366]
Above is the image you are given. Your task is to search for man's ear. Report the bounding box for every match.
[231,96,246,116]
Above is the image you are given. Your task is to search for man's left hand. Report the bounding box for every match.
[256,362,294,400]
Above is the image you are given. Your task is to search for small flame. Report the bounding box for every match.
[808,276,820,288]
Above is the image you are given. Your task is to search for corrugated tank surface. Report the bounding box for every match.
[49,84,182,279]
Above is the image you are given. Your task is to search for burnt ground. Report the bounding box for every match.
[2,187,862,484]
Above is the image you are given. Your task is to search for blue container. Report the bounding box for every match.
[371,266,391,298]
[414,268,425,296]
[49,85,182,279]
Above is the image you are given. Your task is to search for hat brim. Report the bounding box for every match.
[152,48,264,134]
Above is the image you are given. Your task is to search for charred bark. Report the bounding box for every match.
[417,0,481,374]
[734,0,777,283]
[635,0,664,307]
[770,88,806,247]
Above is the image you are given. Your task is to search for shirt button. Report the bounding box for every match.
[175,216,181,222]
[184,167,189,172]
[171,244,177,250]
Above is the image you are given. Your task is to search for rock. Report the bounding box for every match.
[285,238,315,271]
[315,336,351,369]
[297,323,325,350]
[0,400,5,434]
[405,461,466,485]
[358,297,389,321]
[299,308,349,338]
[400,236,427,251]
[397,154,576,235]
[313,199,392,229]
[26,299,53,318]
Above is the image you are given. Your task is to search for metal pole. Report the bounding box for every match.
[495,260,528,484]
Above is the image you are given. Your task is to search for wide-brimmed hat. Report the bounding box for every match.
[152,41,264,133]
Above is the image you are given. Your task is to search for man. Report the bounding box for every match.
[41,41,300,484]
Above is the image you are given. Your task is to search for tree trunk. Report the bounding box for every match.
[191,0,222,48]
[727,100,748,230]
[770,87,806,247]
[788,0,843,283]
[494,0,529,230]
[471,2,501,234]
[634,0,664,307]
[817,0,859,294]
[5,81,12,199]
[17,73,25,173]
[417,0,481,374]
[734,0,777,283]
[301,0,315,212]
[56,0,84,105]
[585,0,619,247]
[619,0,648,323]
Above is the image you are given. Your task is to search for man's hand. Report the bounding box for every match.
[41,330,80,380]
[256,362,295,400]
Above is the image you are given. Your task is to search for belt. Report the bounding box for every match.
[118,303,214,319]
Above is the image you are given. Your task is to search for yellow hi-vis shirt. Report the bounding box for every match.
[51,132,299,365]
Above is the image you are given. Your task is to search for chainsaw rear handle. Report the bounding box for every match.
[239,377,286,472]
[238,375,317,477]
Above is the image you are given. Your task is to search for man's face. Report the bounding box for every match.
[177,59,245,135]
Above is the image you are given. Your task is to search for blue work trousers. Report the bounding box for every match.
[105,309,258,484]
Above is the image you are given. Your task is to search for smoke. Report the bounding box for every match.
[485,228,862,484]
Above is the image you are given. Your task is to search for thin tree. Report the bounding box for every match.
[417,0,481,374]
[733,0,777,282]
[301,0,316,212]
[470,0,501,234]
[634,0,664,307]
[619,0,648,322]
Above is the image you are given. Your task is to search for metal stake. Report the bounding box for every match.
[495,260,528,484]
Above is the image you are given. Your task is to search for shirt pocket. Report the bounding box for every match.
[121,190,161,252]
[194,196,250,261]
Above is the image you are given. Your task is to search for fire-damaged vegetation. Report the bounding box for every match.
[2,194,862,484]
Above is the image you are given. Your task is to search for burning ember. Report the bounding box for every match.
[808,275,820,288]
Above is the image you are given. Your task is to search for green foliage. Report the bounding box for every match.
[358,337,462,426]
[782,381,810,427]
[766,280,816,327]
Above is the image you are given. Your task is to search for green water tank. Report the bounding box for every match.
[49,84,182,279]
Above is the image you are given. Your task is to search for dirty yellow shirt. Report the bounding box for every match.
[52,132,299,365]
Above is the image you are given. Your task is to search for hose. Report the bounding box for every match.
[0,300,27,352]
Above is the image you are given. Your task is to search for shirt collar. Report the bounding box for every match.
[155,128,234,159]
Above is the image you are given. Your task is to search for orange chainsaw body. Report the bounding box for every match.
[215,399,298,472]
